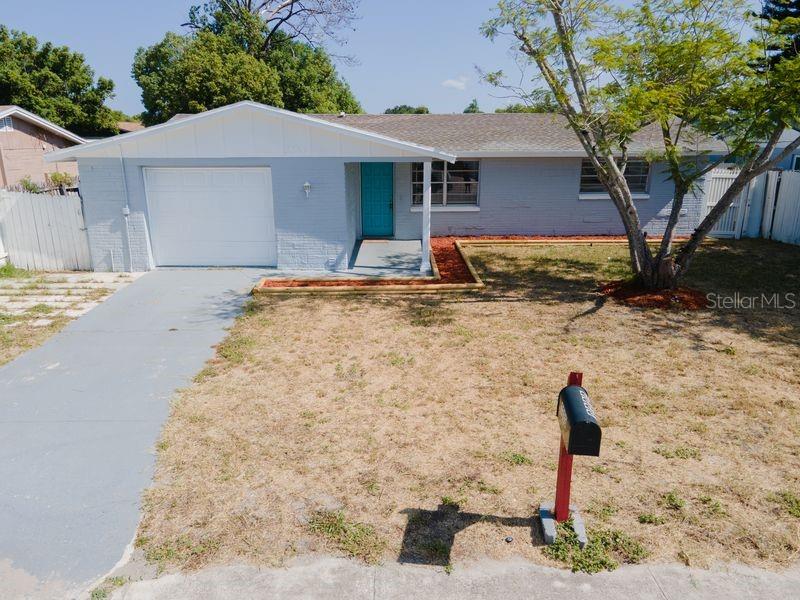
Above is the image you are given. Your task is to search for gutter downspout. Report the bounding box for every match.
[118,146,133,272]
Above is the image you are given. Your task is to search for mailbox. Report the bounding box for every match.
[557,385,601,456]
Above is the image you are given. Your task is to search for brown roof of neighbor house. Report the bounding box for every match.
[0,105,85,145]
[117,121,145,133]
[314,113,727,155]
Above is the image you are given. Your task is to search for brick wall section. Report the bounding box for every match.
[77,158,129,271]
[394,158,702,238]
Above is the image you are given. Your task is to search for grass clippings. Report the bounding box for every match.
[136,239,800,573]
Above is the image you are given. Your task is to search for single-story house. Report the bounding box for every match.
[0,105,84,189]
[45,101,724,273]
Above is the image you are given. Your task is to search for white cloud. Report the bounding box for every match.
[441,75,469,91]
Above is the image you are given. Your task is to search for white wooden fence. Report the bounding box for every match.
[0,190,92,271]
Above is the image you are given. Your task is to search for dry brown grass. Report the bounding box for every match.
[137,240,800,573]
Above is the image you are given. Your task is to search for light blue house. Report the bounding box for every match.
[46,101,724,273]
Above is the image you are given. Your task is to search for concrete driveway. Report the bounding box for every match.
[0,269,265,599]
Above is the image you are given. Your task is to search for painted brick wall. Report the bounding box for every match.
[394,158,702,238]
[78,156,353,272]
[76,158,129,271]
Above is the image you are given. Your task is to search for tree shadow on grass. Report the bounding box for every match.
[398,504,541,567]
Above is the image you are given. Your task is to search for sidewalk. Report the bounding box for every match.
[108,556,800,600]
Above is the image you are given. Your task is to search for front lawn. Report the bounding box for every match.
[137,239,800,573]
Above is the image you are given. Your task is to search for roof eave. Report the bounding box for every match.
[0,107,86,145]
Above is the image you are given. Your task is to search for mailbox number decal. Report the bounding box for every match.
[578,388,597,420]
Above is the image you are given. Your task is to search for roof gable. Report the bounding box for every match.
[0,106,85,145]
[45,102,456,162]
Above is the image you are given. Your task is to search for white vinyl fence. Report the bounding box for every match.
[704,168,800,246]
[764,170,800,245]
[0,190,92,271]
[704,168,747,238]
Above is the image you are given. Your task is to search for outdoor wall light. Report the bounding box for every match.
[303,181,311,198]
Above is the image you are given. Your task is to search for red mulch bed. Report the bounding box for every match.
[600,279,707,310]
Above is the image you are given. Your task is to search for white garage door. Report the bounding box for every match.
[144,167,277,267]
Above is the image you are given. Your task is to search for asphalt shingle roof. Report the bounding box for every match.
[314,112,726,155]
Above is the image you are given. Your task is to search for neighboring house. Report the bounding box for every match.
[45,101,724,272]
[0,106,84,188]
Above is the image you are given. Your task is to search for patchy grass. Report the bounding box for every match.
[543,520,648,573]
[770,491,800,518]
[136,240,800,573]
[307,511,385,564]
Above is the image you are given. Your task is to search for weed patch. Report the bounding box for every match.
[543,521,647,573]
[308,511,385,564]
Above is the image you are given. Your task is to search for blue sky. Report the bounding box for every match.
[2,0,527,116]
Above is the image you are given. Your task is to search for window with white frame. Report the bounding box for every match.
[412,160,480,206]
[792,155,800,171]
[0,116,13,132]
[580,158,650,194]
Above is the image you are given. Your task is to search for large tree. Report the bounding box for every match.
[0,26,123,137]
[483,0,800,289]
[133,31,283,125]
[135,6,360,124]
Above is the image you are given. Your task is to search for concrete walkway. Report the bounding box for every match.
[108,556,800,600]
[0,269,265,599]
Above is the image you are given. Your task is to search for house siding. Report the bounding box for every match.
[0,117,78,188]
[78,156,354,272]
[394,158,701,238]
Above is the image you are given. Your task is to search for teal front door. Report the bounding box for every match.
[361,162,394,237]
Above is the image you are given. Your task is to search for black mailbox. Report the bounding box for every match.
[557,385,601,456]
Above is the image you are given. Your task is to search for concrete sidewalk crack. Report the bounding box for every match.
[647,566,670,600]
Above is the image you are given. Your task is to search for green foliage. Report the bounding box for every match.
[46,172,75,188]
[769,490,800,517]
[385,104,430,114]
[134,10,361,125]
[495,91,559,113]
[500,451,532,465]
[543,520,648,573]
[307,510,385,563]
[0,26,122,137]
[661,491,685,510]
[463,98,482,113]
[638,513,666,525]
[0,263,31,279]
[18,176,41,193]
[133,31,283,125]
[264,33,361,115]
[757,0,800,66]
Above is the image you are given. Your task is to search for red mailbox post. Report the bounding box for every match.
[554,371,582,522]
